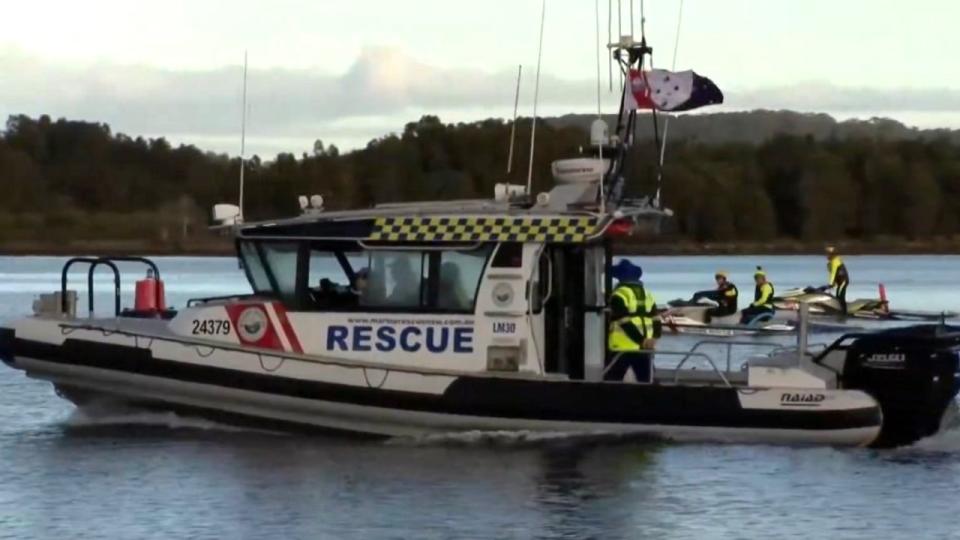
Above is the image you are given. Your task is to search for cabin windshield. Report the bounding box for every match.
[238,239,492,314]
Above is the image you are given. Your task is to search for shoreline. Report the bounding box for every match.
[3,238,960,257]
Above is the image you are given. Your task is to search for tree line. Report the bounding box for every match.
[1,113,959,246]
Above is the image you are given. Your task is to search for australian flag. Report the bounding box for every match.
[625,69,724,112]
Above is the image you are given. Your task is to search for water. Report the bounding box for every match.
[1,255,959,539]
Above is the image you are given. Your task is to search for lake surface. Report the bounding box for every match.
[1,255,959,539]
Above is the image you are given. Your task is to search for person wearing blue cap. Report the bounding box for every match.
[604,259,658,382]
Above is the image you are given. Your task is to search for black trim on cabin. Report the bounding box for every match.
[491,242,524,268]
[10,335,881,432]
[241,219,377,240]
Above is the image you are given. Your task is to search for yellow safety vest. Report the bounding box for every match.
[752,282,774,308]
[611,284,656,337]
[828,256,848,287]
[608,316,645,351]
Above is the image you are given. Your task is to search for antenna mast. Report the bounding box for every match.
[526,0,547,196]
[655,0,685,208]
[506,65,522,175]
[607,0,613,91]
[238,51,248,224]
[603,0,654,207]
[596,0,606,214]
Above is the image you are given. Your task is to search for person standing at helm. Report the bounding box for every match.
[605,259,658,382]
[821,246,850,315]
[691,271,738,321]
[739,267,775,325]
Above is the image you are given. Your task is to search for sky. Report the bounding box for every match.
[2,0,959,157]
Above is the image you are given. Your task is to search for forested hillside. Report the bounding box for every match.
[551,110,960,145]
[1,112,959,252]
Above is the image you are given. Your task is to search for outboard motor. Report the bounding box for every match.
[837,325,960,447]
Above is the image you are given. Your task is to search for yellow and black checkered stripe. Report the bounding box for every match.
[368,216,599,243]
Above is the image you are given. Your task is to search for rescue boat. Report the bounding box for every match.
[2,36,957,448]
[4,190,959,446]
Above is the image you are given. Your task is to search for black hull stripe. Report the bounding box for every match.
[11,337,880,431]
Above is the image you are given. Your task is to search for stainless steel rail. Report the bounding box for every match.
[672,340,785,373]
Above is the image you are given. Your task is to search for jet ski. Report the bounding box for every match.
[663,299,798,337]
[774,286,958,322]
[663,297,862,337]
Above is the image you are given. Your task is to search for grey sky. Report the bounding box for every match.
[2,0,958,156]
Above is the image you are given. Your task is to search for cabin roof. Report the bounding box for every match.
[238,201,609,243]
[236,196,667,244]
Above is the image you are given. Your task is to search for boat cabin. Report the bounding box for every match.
[200,172,665,382]
[225,210,603,379]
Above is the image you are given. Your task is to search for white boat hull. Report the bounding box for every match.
[16,356,881,446]
[2,318,883,448]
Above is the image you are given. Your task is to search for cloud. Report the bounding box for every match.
[727,81,960,113]
[3,46,960,154]
[0,46,592,140]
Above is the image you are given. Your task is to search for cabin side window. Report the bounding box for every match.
[259,242,301,303]
[239,241,272,294]
[255,240,492,313]
[436,249,489,312]
[306,247,365,310]
[361,251,428,310]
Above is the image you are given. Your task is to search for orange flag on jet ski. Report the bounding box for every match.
[624,69,724,112]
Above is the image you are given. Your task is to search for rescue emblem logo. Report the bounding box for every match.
[237,307,268,342]
[492,283,514,307]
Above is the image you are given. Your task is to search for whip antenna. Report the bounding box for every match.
[655,0,684,207]
[596,0,606,213]
[506,64,522,175]
[526,0,547,195]
[639,0,647,41]
[617,0,623,88]
[608,0,613,91]
[238,50,248,223]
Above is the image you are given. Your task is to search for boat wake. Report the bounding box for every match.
[63,404,278,435]
[902,402,960,453]
[385,430,656,448]
[908,428,960,453]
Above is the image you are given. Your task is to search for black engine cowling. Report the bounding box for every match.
[839,325,960,447]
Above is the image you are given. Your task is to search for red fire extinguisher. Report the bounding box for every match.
[135,269,166,313]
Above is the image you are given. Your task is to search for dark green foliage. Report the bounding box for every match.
[2,112,959,244]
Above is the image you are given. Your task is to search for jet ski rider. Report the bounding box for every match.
[739,267,775,325]
[821,246,850,315]
[690,271,738,322]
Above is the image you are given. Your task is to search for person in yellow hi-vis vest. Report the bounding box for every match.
[604,259,658,382]
[820,246,850,315]
[739,266,775,325]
